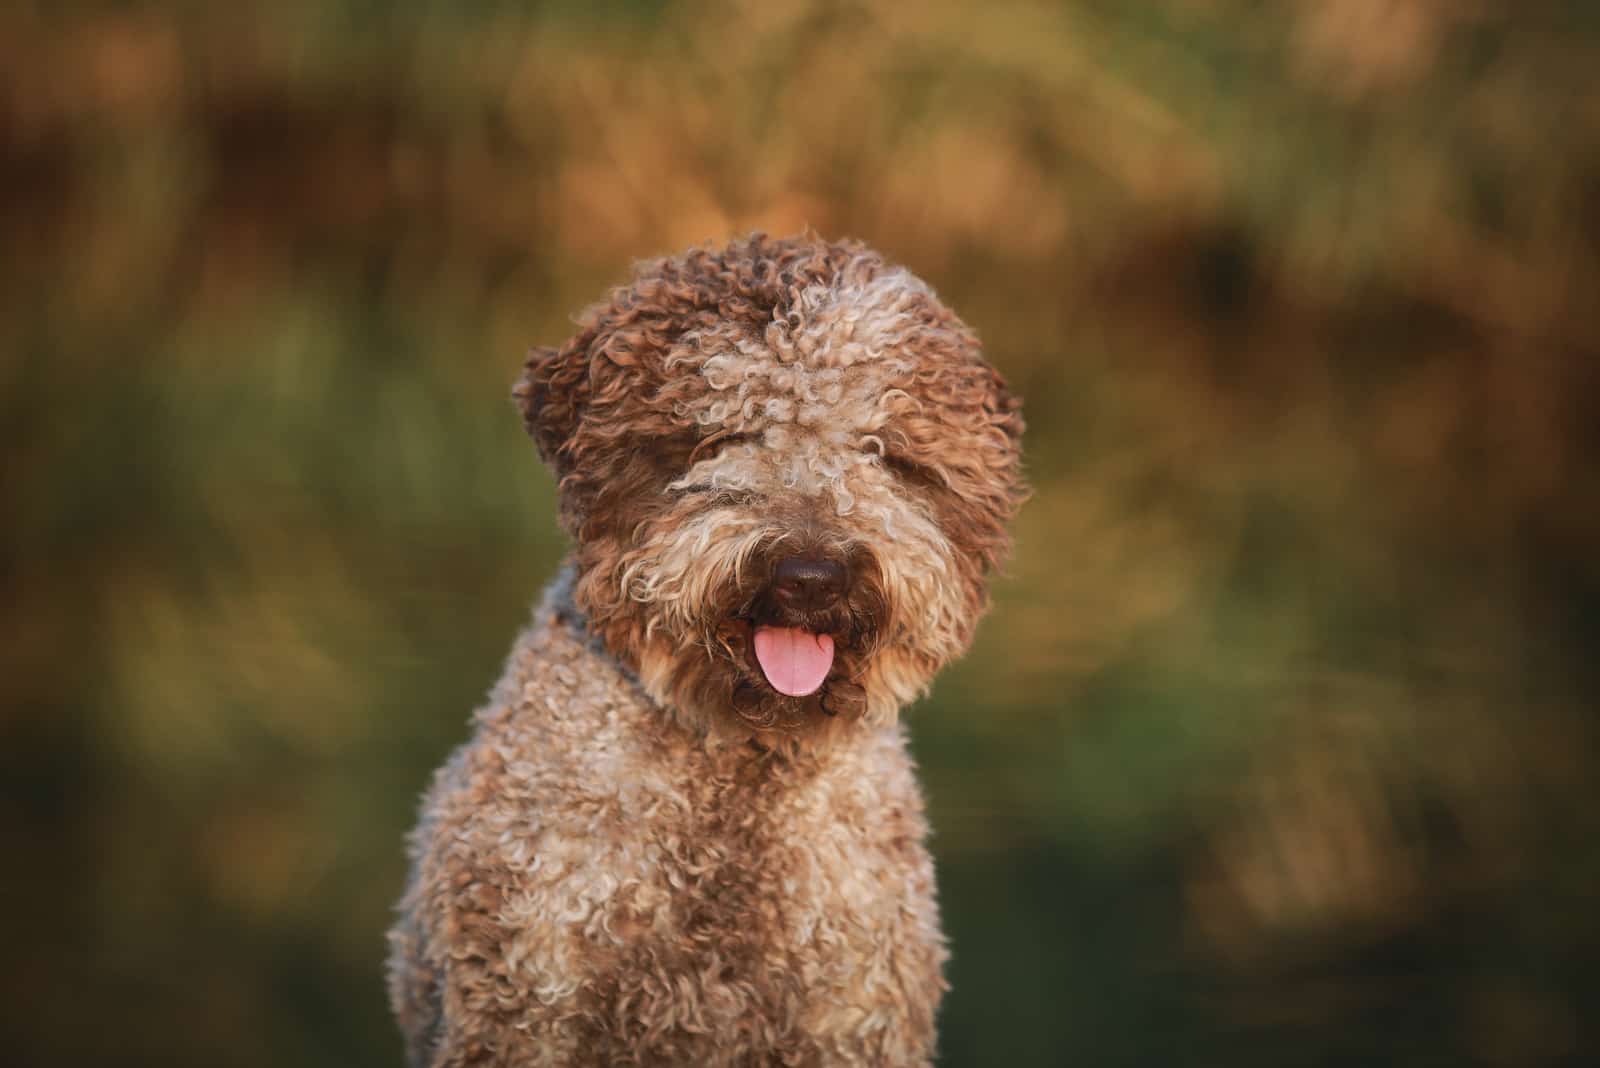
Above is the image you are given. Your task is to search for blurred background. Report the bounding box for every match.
[3,1,1598,1065]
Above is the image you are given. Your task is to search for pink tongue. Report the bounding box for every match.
[752,626,836,697]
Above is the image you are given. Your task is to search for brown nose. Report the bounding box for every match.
[771,555,848,612]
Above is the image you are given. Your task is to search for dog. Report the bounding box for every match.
[388,233,1026,1066]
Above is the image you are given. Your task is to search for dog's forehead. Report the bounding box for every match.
[675,267,948,439]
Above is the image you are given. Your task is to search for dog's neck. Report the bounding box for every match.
[538,559,611,656]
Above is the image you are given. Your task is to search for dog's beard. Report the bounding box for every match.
[604,478,980,740]
[644,542,892,735]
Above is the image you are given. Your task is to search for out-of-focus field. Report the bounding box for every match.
[3,2,1597,1065]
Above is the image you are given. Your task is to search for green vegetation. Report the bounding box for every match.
[3,2,1596,1064]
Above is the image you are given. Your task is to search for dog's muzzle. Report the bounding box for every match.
[749,553,850,697]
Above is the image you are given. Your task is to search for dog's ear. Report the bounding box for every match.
[513,342,589,475]
[986,365,1030,514]
[984,365,1026,449]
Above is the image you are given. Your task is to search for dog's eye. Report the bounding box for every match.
[671,483,760,507]
[689,431,758,465]
[884,455,944,490]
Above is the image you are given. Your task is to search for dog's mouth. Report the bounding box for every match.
[751,626,835,697]
[709,547,887,724]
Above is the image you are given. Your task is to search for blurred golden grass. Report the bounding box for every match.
[2,2,1598,1065]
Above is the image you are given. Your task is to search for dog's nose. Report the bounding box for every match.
[771,555,848,612]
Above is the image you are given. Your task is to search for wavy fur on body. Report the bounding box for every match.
[389,234,1025,1066]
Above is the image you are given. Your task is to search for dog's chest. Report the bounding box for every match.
[485,721,943,1059]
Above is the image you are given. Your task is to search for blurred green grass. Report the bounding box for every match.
[2,2,1597,1065]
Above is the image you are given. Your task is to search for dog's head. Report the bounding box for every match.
[516,234,1025,742]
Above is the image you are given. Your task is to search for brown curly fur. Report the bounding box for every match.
[388,234,1026,1066]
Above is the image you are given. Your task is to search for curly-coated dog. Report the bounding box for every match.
[388,233,1026,1066]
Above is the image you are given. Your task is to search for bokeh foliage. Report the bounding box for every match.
[3,2,1597,1065]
